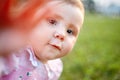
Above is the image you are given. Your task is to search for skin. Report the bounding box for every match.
[0,0,48,56]
[28,1,84,63]
[0,29,27,56]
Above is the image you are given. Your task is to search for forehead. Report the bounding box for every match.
[52,3,83,23]
[44,2,82,25]
[33,1,83,30]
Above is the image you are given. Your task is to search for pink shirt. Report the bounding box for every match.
[0,47,63,80]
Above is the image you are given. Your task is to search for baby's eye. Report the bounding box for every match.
[67,29,73,35]
[48,18,57,25]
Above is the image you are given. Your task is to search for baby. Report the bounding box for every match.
[0,0,84,80]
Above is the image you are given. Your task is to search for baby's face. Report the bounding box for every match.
[28,2,84,62]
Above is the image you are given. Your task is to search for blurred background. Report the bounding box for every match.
[60,0,120,80]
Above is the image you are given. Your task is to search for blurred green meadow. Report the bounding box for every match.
[59,14,120,80]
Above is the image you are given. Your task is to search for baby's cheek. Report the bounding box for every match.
[64,42,73,54]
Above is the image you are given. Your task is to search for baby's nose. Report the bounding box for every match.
[54,31,65,41]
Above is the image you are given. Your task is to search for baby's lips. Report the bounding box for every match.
[50,44,61,51]
[48,41,62,51]
[48,38,63,51]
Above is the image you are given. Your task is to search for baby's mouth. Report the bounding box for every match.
[49,44,61,51]
[48,38,62,51]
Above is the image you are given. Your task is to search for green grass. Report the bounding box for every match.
[59,14,120,80]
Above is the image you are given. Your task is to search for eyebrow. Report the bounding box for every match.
[52,14,63,20]
[69,23,79,35]
[50,14,79,35]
